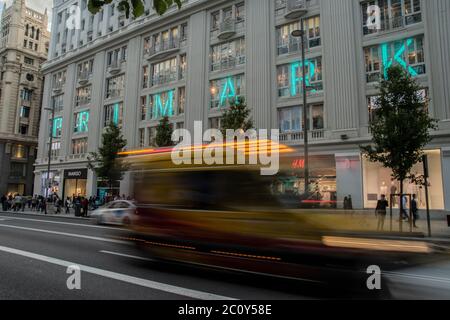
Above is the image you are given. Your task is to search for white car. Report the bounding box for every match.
[91,200,136,226]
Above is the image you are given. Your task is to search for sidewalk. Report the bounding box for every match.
[290,209,450,241]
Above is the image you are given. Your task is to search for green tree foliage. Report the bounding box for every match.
[87,123,128,193]
[361,65,437,217]
[220,97,254,135]
[88,0,182,18]
[155,116,174,147]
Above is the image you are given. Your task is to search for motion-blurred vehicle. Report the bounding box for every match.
[91,200,136,226]
[119,141,441,295]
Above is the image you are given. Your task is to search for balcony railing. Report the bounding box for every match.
[363,13,422,35]
[285,0,308,19]
[108,60,122,74]
[218,19,237,40]
[106,89,122,99]
[152,72,178,86]
[279,130,325,143]
[211,56,246,72]
[147,38,180,60]
[76,96,91,106]
[78,71,91,84]
[52,81,64,94]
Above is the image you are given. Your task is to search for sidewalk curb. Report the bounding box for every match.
[0,211,92,220]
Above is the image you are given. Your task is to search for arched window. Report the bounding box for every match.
[31,26,35,38]
[25,24,29,36]
[36,29,40,40]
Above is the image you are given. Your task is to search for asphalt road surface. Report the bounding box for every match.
[0,212,449,300]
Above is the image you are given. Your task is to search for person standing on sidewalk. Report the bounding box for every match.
[1,195,7,211]
[411,194,419,228]
[376,195,389,231]
[81,197,89,217]
[65,197,71,214]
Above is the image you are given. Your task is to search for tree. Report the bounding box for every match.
[88,0,182,18]
[87,123,128,195]
[155,116,174,147]
[220,97,254,135]
[360,65,437,225]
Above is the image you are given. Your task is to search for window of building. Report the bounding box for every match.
[211,38,245,72]
[209,117,221,130]
[20,89,33,101]
[277,57,323,97]
[178,87,186,115]
[104,102,123,127]
[210,74,245,109]
[24,57,34,65]
[276,17,321,56]
[52,94,64,113]
[361,0,422,35]
[278,104,324,133]
[142,65,149,88]
[150,90,175,120]
[179,55,187,80]
[106,74,125,99]
[71,138,88,155]
[19,124,29,135]
[9,163,27,178]
[140,96,148,121]
[49,141,61,159]
[148,127,157,147]
[74,111,90,133]
[52,117,63,138]
[76,85,92,106]
[77,59,94,79]
[211,11,220,31]
[364,35,425,83]
[12,145,27,159]
[152,57,178,86]
[139,128,145,148]
[53,70,67,88]
[20,106,30,118]
[180,23,188,41]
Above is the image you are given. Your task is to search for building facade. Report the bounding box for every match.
[0,0,49,196]
[34,0,450,212]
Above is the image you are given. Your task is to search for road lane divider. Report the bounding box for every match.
[385,271,450,284]
[100,250,154,261]
[0,215,119,230]
[0,224,128,244]
[0,244,236,300]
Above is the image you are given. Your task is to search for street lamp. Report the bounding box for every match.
[291,21,310,199]
[44,105,55,214]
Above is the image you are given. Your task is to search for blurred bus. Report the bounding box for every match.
[118,141,435,293]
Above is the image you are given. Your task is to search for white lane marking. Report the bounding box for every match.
[0,224,127,244]
[0,245,236,300]
[385,271,450,284]
[0,214,119,230]
[100,250,154,262]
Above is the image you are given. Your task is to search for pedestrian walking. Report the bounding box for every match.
[400,195,409,221]
[376,195,389,231]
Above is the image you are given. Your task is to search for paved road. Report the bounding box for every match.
[0,212,449,300]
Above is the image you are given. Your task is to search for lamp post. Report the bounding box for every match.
[292,21,309,198]
[44,105,55,214]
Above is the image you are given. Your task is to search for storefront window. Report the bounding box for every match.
[362,150,444,210]
[272,155,337,208]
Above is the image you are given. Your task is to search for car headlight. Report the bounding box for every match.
[322,236,432,253]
